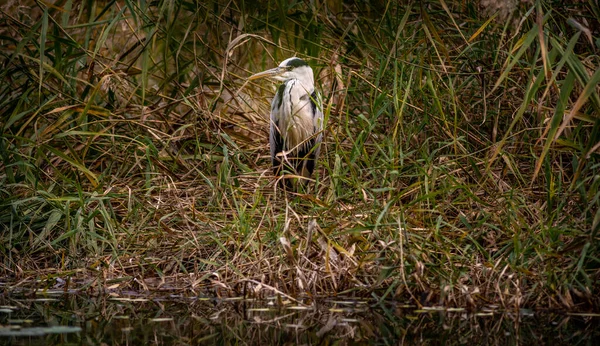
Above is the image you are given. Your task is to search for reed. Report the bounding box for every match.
[1,0,598,309]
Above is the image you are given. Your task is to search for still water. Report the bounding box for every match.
[1,291,598,345]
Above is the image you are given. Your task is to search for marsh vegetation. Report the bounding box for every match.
[1,0,599,311]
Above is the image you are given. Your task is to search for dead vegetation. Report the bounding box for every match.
[1,1,599,310]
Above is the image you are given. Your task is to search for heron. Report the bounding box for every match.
[248,57,323,190]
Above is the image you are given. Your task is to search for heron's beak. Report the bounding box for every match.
[248,67,284,81]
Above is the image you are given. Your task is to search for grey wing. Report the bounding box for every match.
[297,91,323,177]
[311,91,324,161]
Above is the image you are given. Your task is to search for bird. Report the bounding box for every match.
[248,57,323,190]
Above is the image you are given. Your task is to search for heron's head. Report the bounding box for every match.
[248,57,314,87]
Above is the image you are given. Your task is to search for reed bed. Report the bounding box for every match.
[1,0,599,310]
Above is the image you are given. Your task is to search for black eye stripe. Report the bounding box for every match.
[284,58,308,68]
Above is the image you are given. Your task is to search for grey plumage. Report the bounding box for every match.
[249,57,323,189]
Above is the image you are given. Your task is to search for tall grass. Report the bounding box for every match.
[1,0,599,309]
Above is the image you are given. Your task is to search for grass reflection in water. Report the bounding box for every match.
[1,293,598,345]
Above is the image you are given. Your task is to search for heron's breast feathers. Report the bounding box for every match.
[272,80,322,154]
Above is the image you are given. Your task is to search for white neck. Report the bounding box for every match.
[290,66,314,92]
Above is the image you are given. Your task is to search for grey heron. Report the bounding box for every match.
[248,57,323,190]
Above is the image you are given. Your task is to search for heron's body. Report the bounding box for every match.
[249,58,323,189]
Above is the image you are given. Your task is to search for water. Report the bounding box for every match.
[1,292,598,345]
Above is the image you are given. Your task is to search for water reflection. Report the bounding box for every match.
[1,292,598,345]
